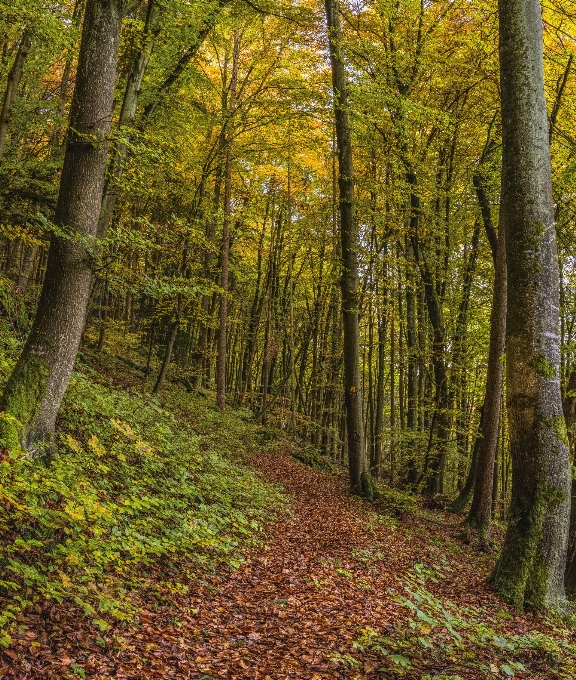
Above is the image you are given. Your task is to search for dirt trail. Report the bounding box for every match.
[181,451,491,679]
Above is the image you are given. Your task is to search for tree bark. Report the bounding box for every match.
[492,0,571,612]
[0,0,122,449]
[325,0,372,498]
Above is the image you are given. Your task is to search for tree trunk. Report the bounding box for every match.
[216,30,238,411]
[0,0,122,449]
[98,0,160,237]
[51,0,84,155]
[449,405,483,514]
[141,0,231,122]
[405,240,418,483]
[15,244,38,295]
[468,219,507,535]
[153,301,180,396]
[491,0,571,612]
[325,0,372,498]
[0,29,31,161]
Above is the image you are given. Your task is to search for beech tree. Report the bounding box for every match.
[324,0,373,498]
[0,0,122,449]
[491,0,571,611]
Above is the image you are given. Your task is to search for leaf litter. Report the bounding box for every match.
[2,446,575,679]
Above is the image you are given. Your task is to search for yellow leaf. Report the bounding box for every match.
[62,433,82,453]
[87,435,106,457]
[57,570,73,589]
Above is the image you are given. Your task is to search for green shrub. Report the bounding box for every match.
[293,444,334,471]
[0,367,285,646]
[348,563,576,678]
[375,487,419,518]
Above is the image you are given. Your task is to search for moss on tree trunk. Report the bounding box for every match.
[491,0,571,612]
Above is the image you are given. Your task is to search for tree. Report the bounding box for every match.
[467,185,506,537]
[491,0,571,611]
[216,29,239,410]
[0,28,31,160]
[324,0,372,498]
[0,0,122,449]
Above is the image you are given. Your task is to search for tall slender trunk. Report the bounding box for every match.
[16,245,38,295]
[450,142,501,514]
[325,0,372,498]
[0,29,31,161]
[141,0,231,122]
[216,30,239,411]
[0,0,122,450]
[152,298,181,396]
[410,213,449,492]
[492,0,571,612]
[449,405,484,513]
[98,0,160,237]
[51,0,85,155]
[468,213,507,535]
[239,212,268,403]
[373,301,386,476]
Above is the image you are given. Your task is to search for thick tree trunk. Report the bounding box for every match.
[0,0,122,449]
[0,29,31,161]
[492,0,571,612]
[325,0,372,498]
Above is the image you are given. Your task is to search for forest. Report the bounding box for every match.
[0,0,576,677]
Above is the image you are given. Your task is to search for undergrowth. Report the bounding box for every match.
[0,323,285,646]
[349,562,576,679]
[292,443,335,471]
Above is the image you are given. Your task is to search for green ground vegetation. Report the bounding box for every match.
[0,320,286,646]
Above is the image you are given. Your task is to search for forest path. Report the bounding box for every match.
[188,449,415,679]
[181,449,490,680]
[6,448,544,680]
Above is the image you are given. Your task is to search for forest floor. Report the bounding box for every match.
[4,425,576,679]
[1,342,575,680]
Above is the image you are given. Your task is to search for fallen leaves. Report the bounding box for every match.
[2,446,573,679]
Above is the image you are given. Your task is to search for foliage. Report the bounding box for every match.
[292,443,335,471]
[0,350,285,646]
[374,487,419,518]
[351,562,576,678]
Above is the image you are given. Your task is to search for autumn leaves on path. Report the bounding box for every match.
[183,451,487,680]
[3,448,542,679]
[189,451,416,679]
